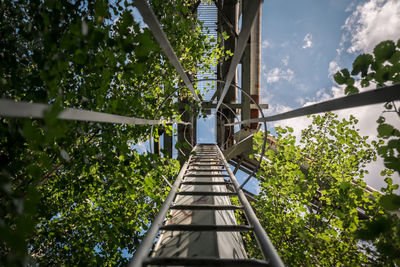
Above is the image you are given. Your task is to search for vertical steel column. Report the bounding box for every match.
[241,0,261,130]
[177,99,196,164]
[217,0,239,149]
[163,132,173,158]
[249,4,261,130]
[215,0,262,111]
[241,1,251,129]
[154,139,160,155]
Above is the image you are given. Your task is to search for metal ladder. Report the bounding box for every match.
[130,144,284,267]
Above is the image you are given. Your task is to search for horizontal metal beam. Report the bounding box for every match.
[0,99,187,125]
[134,0,200,101]
[215,0,262,111]
[225,84,400,126]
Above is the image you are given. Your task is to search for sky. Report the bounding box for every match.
[256,0,400,191]
[133,0,400,193]
[196,0,400,192]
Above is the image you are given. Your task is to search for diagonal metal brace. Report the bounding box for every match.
[134,0,200,101]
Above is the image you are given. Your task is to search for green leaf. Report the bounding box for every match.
[95,1,109,18]
[345,77,355,86]
[389,50,400,65]
[334,69,350,85]
[380,194,400,210]
[344,85,359,95]
[374,40,396,62]
[73,49,86,65]
[351,54,373,76]
[375,65,393,83]
[360,79,370,87]
[377,123,396,137]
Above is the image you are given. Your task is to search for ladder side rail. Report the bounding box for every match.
[216,146,285,267]
[129,151,193,267]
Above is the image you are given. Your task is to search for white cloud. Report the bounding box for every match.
[261,63,266,71]
[281,41,290,47]
[330,0,400,189]
[267,103,312,142]
[281,56,289,66]
[198,115,216,143]
[133,142,149,154]
[344,0,400,53]
[295,97,306,106]
[302,33,313,49]
[260,91,273,106]
[328,61,341,78]
[264,68,294,83]
[261,40,271,48]
[270,82,400,191]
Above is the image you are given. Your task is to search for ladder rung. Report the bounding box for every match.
[192,155,220,159]
[191,158,220,161]
[192,157,221,161]
[193,155,218,157]
[187,169,226,172]
[176,191,237,196]
[143,257,269,266]
[192,155,219,157]
[190,164,225,166]
[181,181,232,185]
[160,224,252,231]
[191,158,220,160]
[170,204,243,210]
[190,161,222,164]
[184,174,229,177]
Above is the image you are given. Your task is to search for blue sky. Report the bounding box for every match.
[133,0,400,192]
[196,0,400,192]
[260,0,352,107]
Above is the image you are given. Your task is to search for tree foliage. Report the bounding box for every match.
[334,39,400,264]
[250,113,392,265]
[0,0,222,265]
